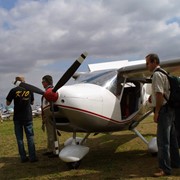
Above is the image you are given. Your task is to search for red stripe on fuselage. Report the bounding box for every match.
[43,104,132,125]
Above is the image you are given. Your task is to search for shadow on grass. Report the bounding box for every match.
[0,148,66,179]
[0,133,180,179]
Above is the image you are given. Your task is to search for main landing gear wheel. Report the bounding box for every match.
[151,152,157,157]
[66,160,81,170]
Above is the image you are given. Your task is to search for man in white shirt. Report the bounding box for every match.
[146,53,180,177]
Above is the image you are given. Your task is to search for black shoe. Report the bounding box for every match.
[153,169,170,177]
[171,164,180,168]
[21,157,29,163]
[42,151,53,156]
[48,154,58,158]
[30,158,39,163]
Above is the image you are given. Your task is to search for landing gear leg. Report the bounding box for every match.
[131,128,158,154]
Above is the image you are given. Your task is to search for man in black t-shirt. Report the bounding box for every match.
[6,76,38,163]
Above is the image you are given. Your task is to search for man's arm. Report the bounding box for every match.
[30,92,34,105]
[31,100,34,105]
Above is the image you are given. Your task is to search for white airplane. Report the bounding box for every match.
[0,108,11,122]
[14,52,180,169]
[32,105,41,117]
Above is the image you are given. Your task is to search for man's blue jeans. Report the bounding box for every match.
[157,105,180,174]
[14,121,36,161]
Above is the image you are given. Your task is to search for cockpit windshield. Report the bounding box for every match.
[75,70,119,95]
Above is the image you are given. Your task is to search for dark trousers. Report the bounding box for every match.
[157,105,180,174]
[14,121,37,161]
[175,108,180,148]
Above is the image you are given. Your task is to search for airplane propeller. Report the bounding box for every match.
[14,52,88,101]
[14,81,45,95]
[14,51,88,156]
[52,52,88,92]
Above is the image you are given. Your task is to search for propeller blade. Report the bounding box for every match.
[14,81,45,95]
[52,52,88,92]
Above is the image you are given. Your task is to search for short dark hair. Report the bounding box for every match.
[146,53,160,64]
[42,75,53,85]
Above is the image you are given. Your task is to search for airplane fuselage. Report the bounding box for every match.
[42,70,152,133]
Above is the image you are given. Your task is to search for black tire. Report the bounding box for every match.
[151,152,157,157]
[66,161,81,170]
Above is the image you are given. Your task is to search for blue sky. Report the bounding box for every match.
[166,16,180,25]
[1,0,180,106]
[0,0,17,10]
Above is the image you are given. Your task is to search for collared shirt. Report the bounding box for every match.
[41,85,54,109]
[151,66,170,107]
[45,85,53,90]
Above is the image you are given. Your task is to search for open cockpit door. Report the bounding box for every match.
[117,72,152,120]
[118,77,141,119]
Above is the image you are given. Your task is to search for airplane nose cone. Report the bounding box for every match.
[44,88,58,102]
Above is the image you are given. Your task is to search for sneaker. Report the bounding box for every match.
[21,157,29,163]
[42,151,53,156]
[171,164,180,168]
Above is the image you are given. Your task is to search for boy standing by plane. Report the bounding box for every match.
[146,54,180,177]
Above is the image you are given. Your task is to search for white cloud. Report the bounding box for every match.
[1,0,180,104]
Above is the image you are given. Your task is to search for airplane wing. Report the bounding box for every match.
[88,59,146,72]
[88,60,128,72]
[118,58,180,78]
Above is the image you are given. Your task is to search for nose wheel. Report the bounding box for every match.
[66,160,81,169]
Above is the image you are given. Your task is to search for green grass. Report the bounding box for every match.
[0,117,180,179]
